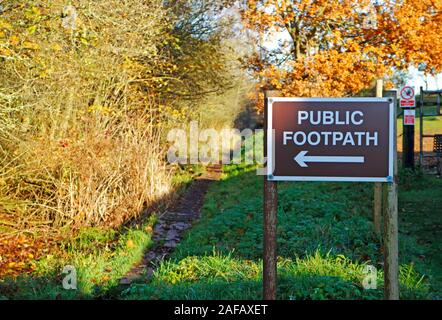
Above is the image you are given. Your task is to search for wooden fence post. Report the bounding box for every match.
[263,90,280,300]
[383,97,400,300]
[373,79,383,235]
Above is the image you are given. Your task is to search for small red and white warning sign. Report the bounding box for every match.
[400,86,415,108]
[404,109,415,126]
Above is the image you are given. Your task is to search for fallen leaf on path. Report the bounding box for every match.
[126,240,135,248]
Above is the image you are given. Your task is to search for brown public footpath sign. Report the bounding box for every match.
[267,98,394,182]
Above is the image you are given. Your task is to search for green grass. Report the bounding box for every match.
[123,250,426,300]
[2,157,440,300]
[397,115,442,136]
[171,164,205,186]
[0,216,156,300]
[0,165,204,300]
[123,162,441,300]
[398,169,442,298]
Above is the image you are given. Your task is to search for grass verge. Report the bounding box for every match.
[124,163,441,300]
[0,165,204,299]
[0,215,155,299]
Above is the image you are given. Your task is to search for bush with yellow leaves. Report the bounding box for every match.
[0,0,245,239]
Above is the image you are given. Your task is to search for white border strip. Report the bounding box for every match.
[269,176,390,182]
[388,98,394,181]
[269,97,391,102]
[267,97,395,183]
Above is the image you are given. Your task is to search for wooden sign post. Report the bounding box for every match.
[373,80,384,236]
[383,102,400,300]
[264,94,399,300]
[263,90,280,300]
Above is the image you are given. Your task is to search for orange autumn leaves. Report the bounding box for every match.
[0,212,59,278]
[0,234,56,278]
[241,0,442,111]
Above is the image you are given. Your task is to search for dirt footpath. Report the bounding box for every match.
[120,165,222,285]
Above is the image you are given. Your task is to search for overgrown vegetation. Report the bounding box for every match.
[1,215,155,299]
[2,163,439,300]
[0,0,247,277]
[0,165,203,299]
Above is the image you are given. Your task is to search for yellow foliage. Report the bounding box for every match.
[126,240,135,248]
[50,43,62,51]
[9,35,20,46]
[0,0,241,243]
[21,41,40,50]
[0,47,13,57]
[0,19,13,30]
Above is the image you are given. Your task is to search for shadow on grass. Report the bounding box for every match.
[121,250,428,300]
[124,275,381,300]
[1,167,439,300]
[122,168,436,300]
[0,168,200,300]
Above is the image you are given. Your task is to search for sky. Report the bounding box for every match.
[409,67,442,91]
[261,29,442,92]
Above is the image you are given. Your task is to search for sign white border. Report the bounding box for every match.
[267,97,395,183]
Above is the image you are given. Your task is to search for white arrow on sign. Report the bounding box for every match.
[294,151,365,168]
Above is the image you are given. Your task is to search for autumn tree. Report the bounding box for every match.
[160,0,251,128]
[241,0,442,109]
[0,0,247,242]
[161,1,238,97]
